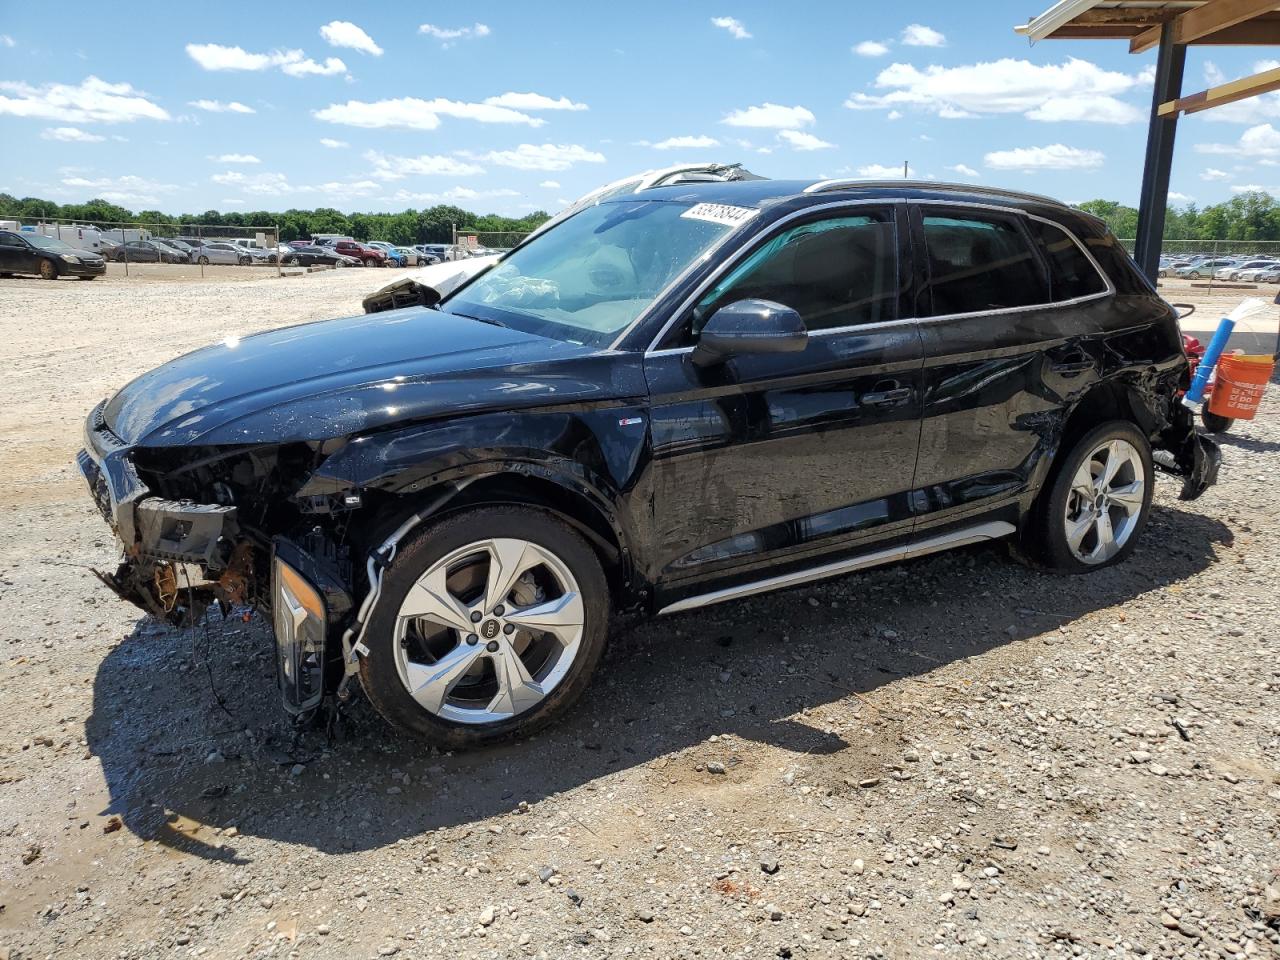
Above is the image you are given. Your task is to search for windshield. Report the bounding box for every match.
[25,234,75,252]
[441,200,743,346]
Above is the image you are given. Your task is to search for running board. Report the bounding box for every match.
[657,521,1016,616]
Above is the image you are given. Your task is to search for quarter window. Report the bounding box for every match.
[1028,219,1107,302]
[691,211,897,338]
[921,213,1047,316]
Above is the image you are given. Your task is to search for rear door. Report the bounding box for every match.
[0,232,28,273]
[643,203,924,604]
[908,203,1111,538]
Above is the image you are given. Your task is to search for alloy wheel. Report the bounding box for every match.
[1063,439,1145,564]
[392,538,585,725]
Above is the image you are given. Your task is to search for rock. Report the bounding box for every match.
[633,909,654,923]
[566,889,583,906]
[290,764,304,777]
[517,932,531,945]
[1150,764,1169,777]
[537,866,555,883]
[378,946,399,956]
[851,858,865,875]
[1161,912,1180,929]
[706,761,727,775]
[859,778,881,789]
[761,857,780,875]
[904,748,921,763]
[952,875,973,892]
[316,925,330,936]
[479,906,496,927]
[204,750,226,765]
[1128,750,1152,763]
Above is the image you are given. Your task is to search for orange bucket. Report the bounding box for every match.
[1208,354,1275,420]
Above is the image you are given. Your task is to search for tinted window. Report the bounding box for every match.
[921,213,1047,316]
[1028,219,1107,302]
[692,212,897,336]
[0,233,24,247]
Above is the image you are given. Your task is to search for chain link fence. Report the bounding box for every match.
[1119,238,1280,257]
[0,213,282,279]
[450,227,529,258]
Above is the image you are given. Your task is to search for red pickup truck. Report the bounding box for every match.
[322,239,387,267]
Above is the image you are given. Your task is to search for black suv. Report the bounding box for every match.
[77,179,1219,747]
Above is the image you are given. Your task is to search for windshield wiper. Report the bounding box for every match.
[449,310,508,329]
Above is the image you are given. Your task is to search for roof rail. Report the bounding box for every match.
[803,178,1064,207]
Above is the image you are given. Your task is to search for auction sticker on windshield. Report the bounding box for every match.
[680,203,758,228]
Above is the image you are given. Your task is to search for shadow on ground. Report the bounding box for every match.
[84,503,1232,860]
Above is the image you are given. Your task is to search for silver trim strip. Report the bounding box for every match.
[804,179,1064,207]
[657,520,1016,615]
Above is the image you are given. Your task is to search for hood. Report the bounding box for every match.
[105,307,625,447]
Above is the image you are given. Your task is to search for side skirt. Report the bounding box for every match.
[657,521,1016,616]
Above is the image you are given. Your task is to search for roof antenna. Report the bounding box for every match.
[903,161,909,179]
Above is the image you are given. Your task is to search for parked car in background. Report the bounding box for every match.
[1237,264,1280,283]
[411,245,443,265]
[118,240,188,264]
[151,240,192,264]
[76,178,1222,746]
[279,245,362,268]
[417,243,456,262]
[0,229,107,280]
[190,241,253,266]
[392,246,427,266]
[1215,259,1276,281]
[1175,258,1236,279]
[321,238,386,267]
[160,239,198,258]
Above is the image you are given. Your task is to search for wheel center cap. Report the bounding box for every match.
[480,619,501,640]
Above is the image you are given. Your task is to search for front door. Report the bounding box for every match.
[643,204,924,606]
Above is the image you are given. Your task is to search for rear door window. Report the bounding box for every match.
[920,212,1048,316]
[1027,219,1108,302]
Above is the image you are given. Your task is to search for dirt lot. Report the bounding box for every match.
[0,270,1277,960]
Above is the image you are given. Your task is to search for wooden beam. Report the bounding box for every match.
[1158,64,1280,116]
[1130,0,1279,54]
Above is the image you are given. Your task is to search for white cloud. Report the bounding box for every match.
[948,163,980,178]
[60,173,179,204]
[189,99,255,114]
[722,102,815,129]
[209,153,260,164]
[984,144,1105,171]
[845,57,1145,125]
[858,163,912,178]
[0,76,169,124]
[1201,167,1229,181]
[711,17,752,40]
[778,130,835,151]
[483,91,588,112]
[1195,123,1280,159]
[0,34,14,48]
[854,40,889,57]
[319,21,382,56]
[319,137,348,148]
[41,126,105,143]
[418,23,491,47]
[539,180,560,189]
[210,170,291,195]
[651,134,720,150]
[482,143,606,171]
[1230,183,1277,194]
[887,110,903,121]
[901,24,946,47]
[364,150,485,180]
[390,186,519,204]
[313,96,543,130]
[185,43,346,78]
[1168,191,1193,203]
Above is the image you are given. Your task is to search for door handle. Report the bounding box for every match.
[860,387,912,407]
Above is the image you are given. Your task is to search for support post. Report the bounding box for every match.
[1133,22,1186,284]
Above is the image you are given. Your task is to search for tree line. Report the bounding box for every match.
[0,193,550,245]
[5,189,1280,244]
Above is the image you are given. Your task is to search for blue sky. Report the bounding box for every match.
[1,1,1278,216]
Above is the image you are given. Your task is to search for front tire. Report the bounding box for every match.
[38,259,58,281]
[238,256,251,266]
[1029,421,1153,573]
[364,257,377,268]
[358,506,609,748]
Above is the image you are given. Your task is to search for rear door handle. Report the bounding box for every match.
[860,387,912,407]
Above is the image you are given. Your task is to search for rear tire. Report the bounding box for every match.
[38,259,57,281]
[364,257,376,268]
[1028,420,1154,574]
[238,256,251,266]
[358,506,609,748]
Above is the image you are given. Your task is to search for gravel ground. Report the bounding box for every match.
[0,271,1277,960]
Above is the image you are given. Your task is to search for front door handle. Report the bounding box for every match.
[861,386,912,407]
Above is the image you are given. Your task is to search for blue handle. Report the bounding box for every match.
[1185,317,1236,405]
